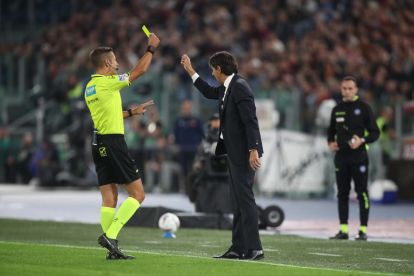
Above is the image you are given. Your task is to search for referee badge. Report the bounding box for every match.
[354,108,361,115]
[85,85,96,97]
[359,165,367,173]
[99,147,107,157]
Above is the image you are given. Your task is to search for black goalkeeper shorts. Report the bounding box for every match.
[92,134,141,186]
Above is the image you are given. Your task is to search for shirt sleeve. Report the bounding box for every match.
[191,73,200,83]
[105,74,130,91]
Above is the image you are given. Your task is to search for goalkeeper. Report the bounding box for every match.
[85,32,160,260]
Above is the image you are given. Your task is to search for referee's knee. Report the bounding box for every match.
[126,179,145,203]
[130,191,145,204]
[128,189,145,204]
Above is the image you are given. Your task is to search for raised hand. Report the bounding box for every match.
[148,33,160,48]
[181,54,196,76]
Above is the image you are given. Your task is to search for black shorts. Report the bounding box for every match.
[92,134,141,186]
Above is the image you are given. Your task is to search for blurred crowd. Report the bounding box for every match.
[0,100,205,192]
[1,0,411,188]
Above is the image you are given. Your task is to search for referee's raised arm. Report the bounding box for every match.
[129,33,160,83]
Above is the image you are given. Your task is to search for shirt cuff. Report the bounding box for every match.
[191,73,199,83]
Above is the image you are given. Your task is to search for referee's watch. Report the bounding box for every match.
[127,108,133,117]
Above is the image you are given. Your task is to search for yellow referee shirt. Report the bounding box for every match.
[85,73,130,134]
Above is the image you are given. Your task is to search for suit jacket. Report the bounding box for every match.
[194,74,263,167]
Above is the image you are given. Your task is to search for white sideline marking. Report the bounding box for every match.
[199,244,220,248]
[374,257,408,262]
[264,248,279,252]
[143,241,162,244]
[309,252,342,257]
[0,241,390,275]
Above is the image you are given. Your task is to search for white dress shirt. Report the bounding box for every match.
[222,73,235,103]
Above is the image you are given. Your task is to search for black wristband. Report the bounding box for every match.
[127,108,133,117]
[146,45,156,54]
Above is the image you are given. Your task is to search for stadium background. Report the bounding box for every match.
[1,0,414,229]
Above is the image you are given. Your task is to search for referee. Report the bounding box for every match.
[85,33,160,259]
[327,76,379,241]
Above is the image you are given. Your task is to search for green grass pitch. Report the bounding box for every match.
[0,219,413,275]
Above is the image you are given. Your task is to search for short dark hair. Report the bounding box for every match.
[209,51,238,75]
[209,113,220,121]
[342,75,358,86]
[89,46,113,67]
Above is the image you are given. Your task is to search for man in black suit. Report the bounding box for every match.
[181,51,264,260]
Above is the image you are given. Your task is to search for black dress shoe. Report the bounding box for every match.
[355,231,368,241]
[243,249,264,260]
[213,247,242,259]
[329,231,349,240]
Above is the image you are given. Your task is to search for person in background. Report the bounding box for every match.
[376,106,395,170]
[187,113,232,214]
[327,76,380,241]
[173,99,204,190]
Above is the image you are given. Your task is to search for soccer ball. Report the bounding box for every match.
[158,212,180,233]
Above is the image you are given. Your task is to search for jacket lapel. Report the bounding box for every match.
[218,86,225,116]
[222,74,238,115]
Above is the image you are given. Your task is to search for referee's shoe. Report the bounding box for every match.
[98,234,134,259]
[105,240,136,260]
[106,251,135,260]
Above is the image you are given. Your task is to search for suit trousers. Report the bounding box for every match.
[227,157,262,252]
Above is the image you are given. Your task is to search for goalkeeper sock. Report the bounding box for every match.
[106,197,140,239]
[100,206,115,233]
[340,224,349,234]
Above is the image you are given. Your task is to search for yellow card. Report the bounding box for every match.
[142,25,150,37]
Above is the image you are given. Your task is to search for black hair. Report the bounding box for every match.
[209,51,238,75]
[209,113,220,121]
[89,46,113,67]
[342,75,358,87]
